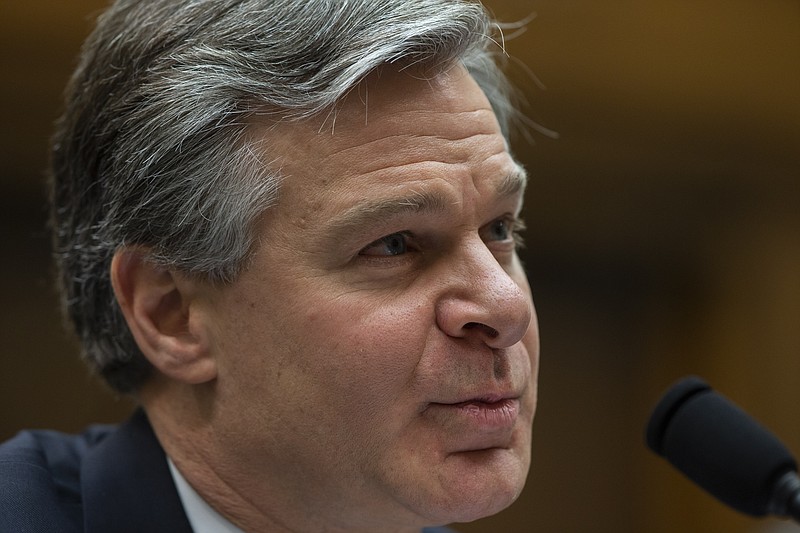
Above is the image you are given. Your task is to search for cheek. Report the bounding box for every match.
[263,296,436,467]
[302,297,430,399]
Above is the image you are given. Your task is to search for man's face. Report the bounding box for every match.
[200,65,539,529]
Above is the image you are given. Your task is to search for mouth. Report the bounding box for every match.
[444,397,520,428]
[422,396,521,452]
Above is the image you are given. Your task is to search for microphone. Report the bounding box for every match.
[645,375,800,522]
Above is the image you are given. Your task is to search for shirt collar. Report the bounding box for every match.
[167,457,246,533]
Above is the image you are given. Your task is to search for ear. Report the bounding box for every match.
[110,248,217,385]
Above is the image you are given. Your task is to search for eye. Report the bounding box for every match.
[486,219,511,241]
[480,216,526,248]
[359,232,410,257]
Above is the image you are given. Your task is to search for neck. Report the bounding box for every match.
[139,376,424,533]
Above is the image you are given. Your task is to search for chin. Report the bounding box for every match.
[422,448,529,524]
[429,487,525,526]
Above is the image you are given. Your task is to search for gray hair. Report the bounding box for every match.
[50,0,521,393]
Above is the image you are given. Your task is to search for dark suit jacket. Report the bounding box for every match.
[0,409,192,533]
[0,409,456,532]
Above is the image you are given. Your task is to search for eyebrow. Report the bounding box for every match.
[329,189,450,239]
[327,167,528,239]
[496,166,528,198]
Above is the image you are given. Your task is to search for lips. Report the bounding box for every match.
[423,395,522,451]
[446,397,520,428]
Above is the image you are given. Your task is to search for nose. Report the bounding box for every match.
[435,240,532,349]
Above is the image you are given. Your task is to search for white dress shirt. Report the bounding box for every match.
[167,457,247,533]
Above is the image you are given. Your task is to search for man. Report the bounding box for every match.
[0,0,540,531]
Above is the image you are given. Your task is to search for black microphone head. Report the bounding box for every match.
[646,376,798,517]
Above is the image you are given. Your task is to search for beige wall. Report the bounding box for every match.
[1,1,799,531]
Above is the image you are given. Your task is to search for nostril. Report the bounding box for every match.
[464,322,499,339]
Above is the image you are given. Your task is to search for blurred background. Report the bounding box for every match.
[1,1,798,531]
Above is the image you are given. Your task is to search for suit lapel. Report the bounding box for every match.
[81,409,194,533]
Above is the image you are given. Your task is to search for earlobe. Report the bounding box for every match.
[110,248,217,385]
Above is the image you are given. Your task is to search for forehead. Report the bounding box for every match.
[253,65,520,221]
[331,64,495,131]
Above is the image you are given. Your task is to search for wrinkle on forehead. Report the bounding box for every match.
[249,63,513,221]
[252,64,498,163]
[321,64,493,132]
